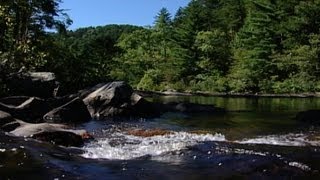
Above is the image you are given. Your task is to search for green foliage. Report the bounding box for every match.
[48,24,142,92]
[2,0,320,94]
[230,0,277,92]
[0,0,71,70]
[272,74,317,93]
[137,69,164,91]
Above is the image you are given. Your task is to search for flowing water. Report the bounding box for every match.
[1,96,320,179]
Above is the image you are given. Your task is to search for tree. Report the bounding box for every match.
[195,30,231,75]
[230,0,277,92]
[0,0,71,70]
[154,8,172,60]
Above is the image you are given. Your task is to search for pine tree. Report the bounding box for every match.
[230,0,277,92]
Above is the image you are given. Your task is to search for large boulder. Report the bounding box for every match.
[0,97,50,123]
[7,72,58,98]
[0,96,31,106]
[82,81,161,118]
[43,97,91,123]
[0,110,14,126]
[10,121,91,147]
[128,93,162,117]
[295,109,320,125]
[1,120,21,132]
[83,81,143,118]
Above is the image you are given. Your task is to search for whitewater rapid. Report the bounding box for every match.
[82,131,320,160]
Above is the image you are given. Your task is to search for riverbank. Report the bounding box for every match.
[135,90,320,98]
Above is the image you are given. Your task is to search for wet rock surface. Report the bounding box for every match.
[0,110,14,126]
[0,97,50,123]
[0,73,225,149]
[43,97,91,123]
[83,81,161,118]
[9,121,89,147]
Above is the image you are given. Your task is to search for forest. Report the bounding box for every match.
[1,0,320,95]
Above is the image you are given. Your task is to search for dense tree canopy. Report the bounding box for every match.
[1,0,320,95]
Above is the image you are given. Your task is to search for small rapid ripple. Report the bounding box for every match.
[236,133,320,147]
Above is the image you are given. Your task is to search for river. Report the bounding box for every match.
[1,96,320,179]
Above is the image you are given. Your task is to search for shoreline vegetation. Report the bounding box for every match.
[136,90,320,98]
[1,0,320,97]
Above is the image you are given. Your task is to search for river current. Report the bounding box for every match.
[1,96,320,179]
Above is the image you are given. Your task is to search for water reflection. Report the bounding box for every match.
[151,96,320,139]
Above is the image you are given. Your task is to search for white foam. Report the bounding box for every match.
[288,161,311,171]
[236,133,320,147]
[82,132,226,160]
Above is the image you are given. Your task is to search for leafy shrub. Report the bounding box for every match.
[272,74,317,93]
[137,69,164,91]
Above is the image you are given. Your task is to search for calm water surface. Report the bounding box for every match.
[1,96,320,179]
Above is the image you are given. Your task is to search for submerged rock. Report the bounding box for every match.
[164,102,225,113]
[295,109,320,125]
[43,97,91,123]
[126,128,172,137]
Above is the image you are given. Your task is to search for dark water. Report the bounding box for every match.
[1,96,320,179]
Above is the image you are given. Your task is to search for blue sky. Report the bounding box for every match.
[60,0,190,30]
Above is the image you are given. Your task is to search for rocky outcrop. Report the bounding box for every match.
[0,96,31,106]
[0,97,50,123]
[295,109,320,125]
[83,81,159,118]
[7,72,58,98]
[1,120,21,132]
[0,110,14,126]
[9,121,91,147]
[43,97,91,123]
[0,78,227,148]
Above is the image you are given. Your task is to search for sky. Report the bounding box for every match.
[60,0,190,30]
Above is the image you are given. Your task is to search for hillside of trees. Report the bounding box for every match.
[1,0,320,96]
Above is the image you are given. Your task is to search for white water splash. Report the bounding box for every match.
[288,161,311,171]
[82,132,226,160]
[236,133,320,147]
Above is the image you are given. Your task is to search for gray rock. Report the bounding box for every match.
[43,98,91,123]
[83,81,134,118]
[0,96,31,106]
[0,97,50,123]
[10,121,90,147]
[1,120,21,132]
[82,81,160,118]
[7,72,58,98]
[0,110,14,126]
